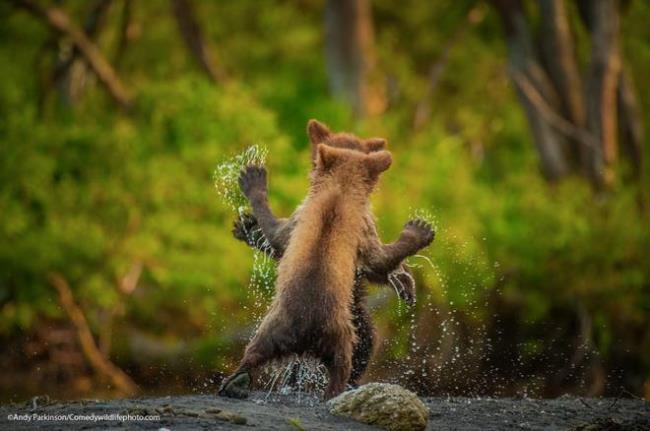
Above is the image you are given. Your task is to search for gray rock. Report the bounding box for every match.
[327,383,429,431]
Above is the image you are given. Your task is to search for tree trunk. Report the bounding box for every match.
[324,0,385,117]
[11,0,133,110]
[583,0,622,188]
[114,0,133,67]
[493,0,568,181]
[48,273,138,395]
[538,0,585,126]
[617,70,644,181]
[538,0,585,164]
[171,0,227,84]
[53,0,112,106]
[493,0,635,190]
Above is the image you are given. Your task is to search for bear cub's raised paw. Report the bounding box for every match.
[232,212,259,243]
[402,219,435,249]
[391,270,417,306]
[238,165,267,200]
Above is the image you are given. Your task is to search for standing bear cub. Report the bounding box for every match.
[233,120,418,304]
[220,144,396,399]
[231,120,434,386]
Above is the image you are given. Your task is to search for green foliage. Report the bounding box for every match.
[0,78,288,337]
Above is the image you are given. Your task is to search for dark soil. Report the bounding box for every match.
[0,392,648,430]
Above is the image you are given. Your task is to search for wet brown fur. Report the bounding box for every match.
[231,120,432,387]
[221,145,392,399]
[236,120,417,300]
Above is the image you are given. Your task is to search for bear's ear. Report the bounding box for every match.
[365,138,387,152]
[307,119,331,146]
[316,144,338,170]
[365,150,392,176]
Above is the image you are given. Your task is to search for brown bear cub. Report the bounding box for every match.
[232,120,432,386]
[233,120,416,303]
[220,145,394,400]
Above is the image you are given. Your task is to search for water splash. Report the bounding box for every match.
[376,206,497,394]
[258,356,327,405]
[373,205,607,398]
[212,159,595,399]
[410,207,440,233]
[213,144,268,213]
[213,145,277,321]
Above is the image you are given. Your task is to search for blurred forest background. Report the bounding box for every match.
[0,0,649,402]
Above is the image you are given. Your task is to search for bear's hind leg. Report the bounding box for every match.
[219,336,279,399]
[324,360,352,400]
[349,297,375,387]
[323,339,353,400]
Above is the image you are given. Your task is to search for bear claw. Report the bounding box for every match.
[232,212,259,243]
[238,165,267,200]
[403,219,435,248]
[394,269,416,306]
[218,372,251,399]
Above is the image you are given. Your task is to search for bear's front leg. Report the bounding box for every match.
[388,266,417,306]
[365,263,417,306]
[232,212,279,258]
[366,219,435,280]
[238,165,285,251]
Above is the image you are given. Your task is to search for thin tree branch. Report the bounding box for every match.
[170,0,227,84]
[48,272,138,395]
[114,0,133,67]
[493,0,569,180]
[617,70,644,181]
[538,0,585,127]
[11,0,133,110]
[511,70,599,153]
[583,0,622,188]
[53,0,112,81]
[118,261,143,295]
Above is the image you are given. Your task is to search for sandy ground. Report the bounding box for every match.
[0,392,648,430]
